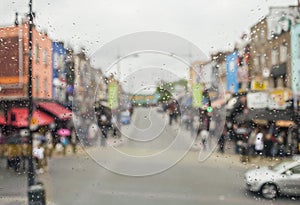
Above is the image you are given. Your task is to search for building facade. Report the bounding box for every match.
[0,19,52,99]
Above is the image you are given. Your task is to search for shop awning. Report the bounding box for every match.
[10,108,54,128]
[235,109,295,123]
[0,115,6,125]
[36,101,72,120]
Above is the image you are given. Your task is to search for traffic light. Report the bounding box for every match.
[206,106,213,113]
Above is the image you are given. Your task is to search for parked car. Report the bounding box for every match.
[244,157,300,199]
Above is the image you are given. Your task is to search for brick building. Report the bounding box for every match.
[0,17,52,99]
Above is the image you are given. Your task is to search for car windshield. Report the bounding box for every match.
[269,161,293,172]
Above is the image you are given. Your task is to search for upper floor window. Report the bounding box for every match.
[43,49,48,66]
[34,43,40,63]
[260,55,266,68]
[280,43,287,63]
[260,29,265,44]
[271,48,279,66]
[35,76,39,96]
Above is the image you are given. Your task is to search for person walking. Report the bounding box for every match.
[218,129,226,153]
[45,131,54,158]
[200,129,209,151]
[255,130,264,156]
[33,143,45,174]
[167,99,176,126]
[95,102,112,147]
[248,128,257,156]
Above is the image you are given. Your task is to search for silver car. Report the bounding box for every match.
[245,158,300,199]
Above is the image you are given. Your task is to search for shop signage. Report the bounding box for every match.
[192,83,202,108]
[251,81,267,91]
[268,89,293,110]
[108,81,119,109]
[226,52,239,93]
[276,120,294,127]
[247,92,268,109]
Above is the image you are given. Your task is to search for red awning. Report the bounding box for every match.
[36,102,72,120]
[0,115,6,125]
[10,108,54,128]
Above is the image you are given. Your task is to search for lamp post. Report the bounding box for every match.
[27,1,46,204]
[27,0,35,187]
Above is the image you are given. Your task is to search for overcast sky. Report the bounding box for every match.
[1,0,297,55]
[0,0,298,94]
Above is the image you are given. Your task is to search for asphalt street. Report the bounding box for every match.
[0,107,299,205]
[40,107,299,205]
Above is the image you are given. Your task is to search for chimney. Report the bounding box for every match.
[14,12,19,26]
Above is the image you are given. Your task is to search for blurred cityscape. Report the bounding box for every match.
[1,1,300,205]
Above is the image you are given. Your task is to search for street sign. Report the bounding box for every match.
[192,83,202,108]
[29,117,38,131]
[108,81,119,109]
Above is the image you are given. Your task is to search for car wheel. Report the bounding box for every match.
[261,183,278,199]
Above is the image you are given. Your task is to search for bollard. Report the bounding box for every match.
[28,183,46,205]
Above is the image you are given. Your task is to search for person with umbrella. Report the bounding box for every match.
[57,128,71,155]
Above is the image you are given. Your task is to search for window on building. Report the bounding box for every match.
[260,29,265,44]
[271,48,279,65]
[260,55,266,69]
[54,53,59,69]
[35,76,39,96]
[280,43,287,63]
[253,56,259,71]
[35,43,39,63]
[43,78,48,97]
[43,49,48,66]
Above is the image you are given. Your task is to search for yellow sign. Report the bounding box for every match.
[275,120,294,127]
[30,117,38,125]
[253,119,268,125]
[251,81,267,91]
[269,89,292,107]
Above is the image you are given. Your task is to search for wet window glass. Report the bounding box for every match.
[0,0,300,205]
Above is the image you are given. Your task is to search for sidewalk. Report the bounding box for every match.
[0,161,27,205]
[173,120,293,168]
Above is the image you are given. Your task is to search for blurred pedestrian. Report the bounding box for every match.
[200,129,209,151]
[21,137,31,171]
[277,131,286,157]
[45,131,54,158]
[248,128,257,156]
[95,103,112,146]
[60,136,69,155]
[218,129,226,153]
[33,143,45,174]
[167,99,176,126]
[70,128,78,154]
[255,130,264,156]
[264,133,273,157]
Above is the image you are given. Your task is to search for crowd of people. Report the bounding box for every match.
[229,124,299,158]
[162,98,299,158]
[0,126,79,174]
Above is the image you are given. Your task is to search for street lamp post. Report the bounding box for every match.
[27,0,35,187]
[27,1,46,204]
